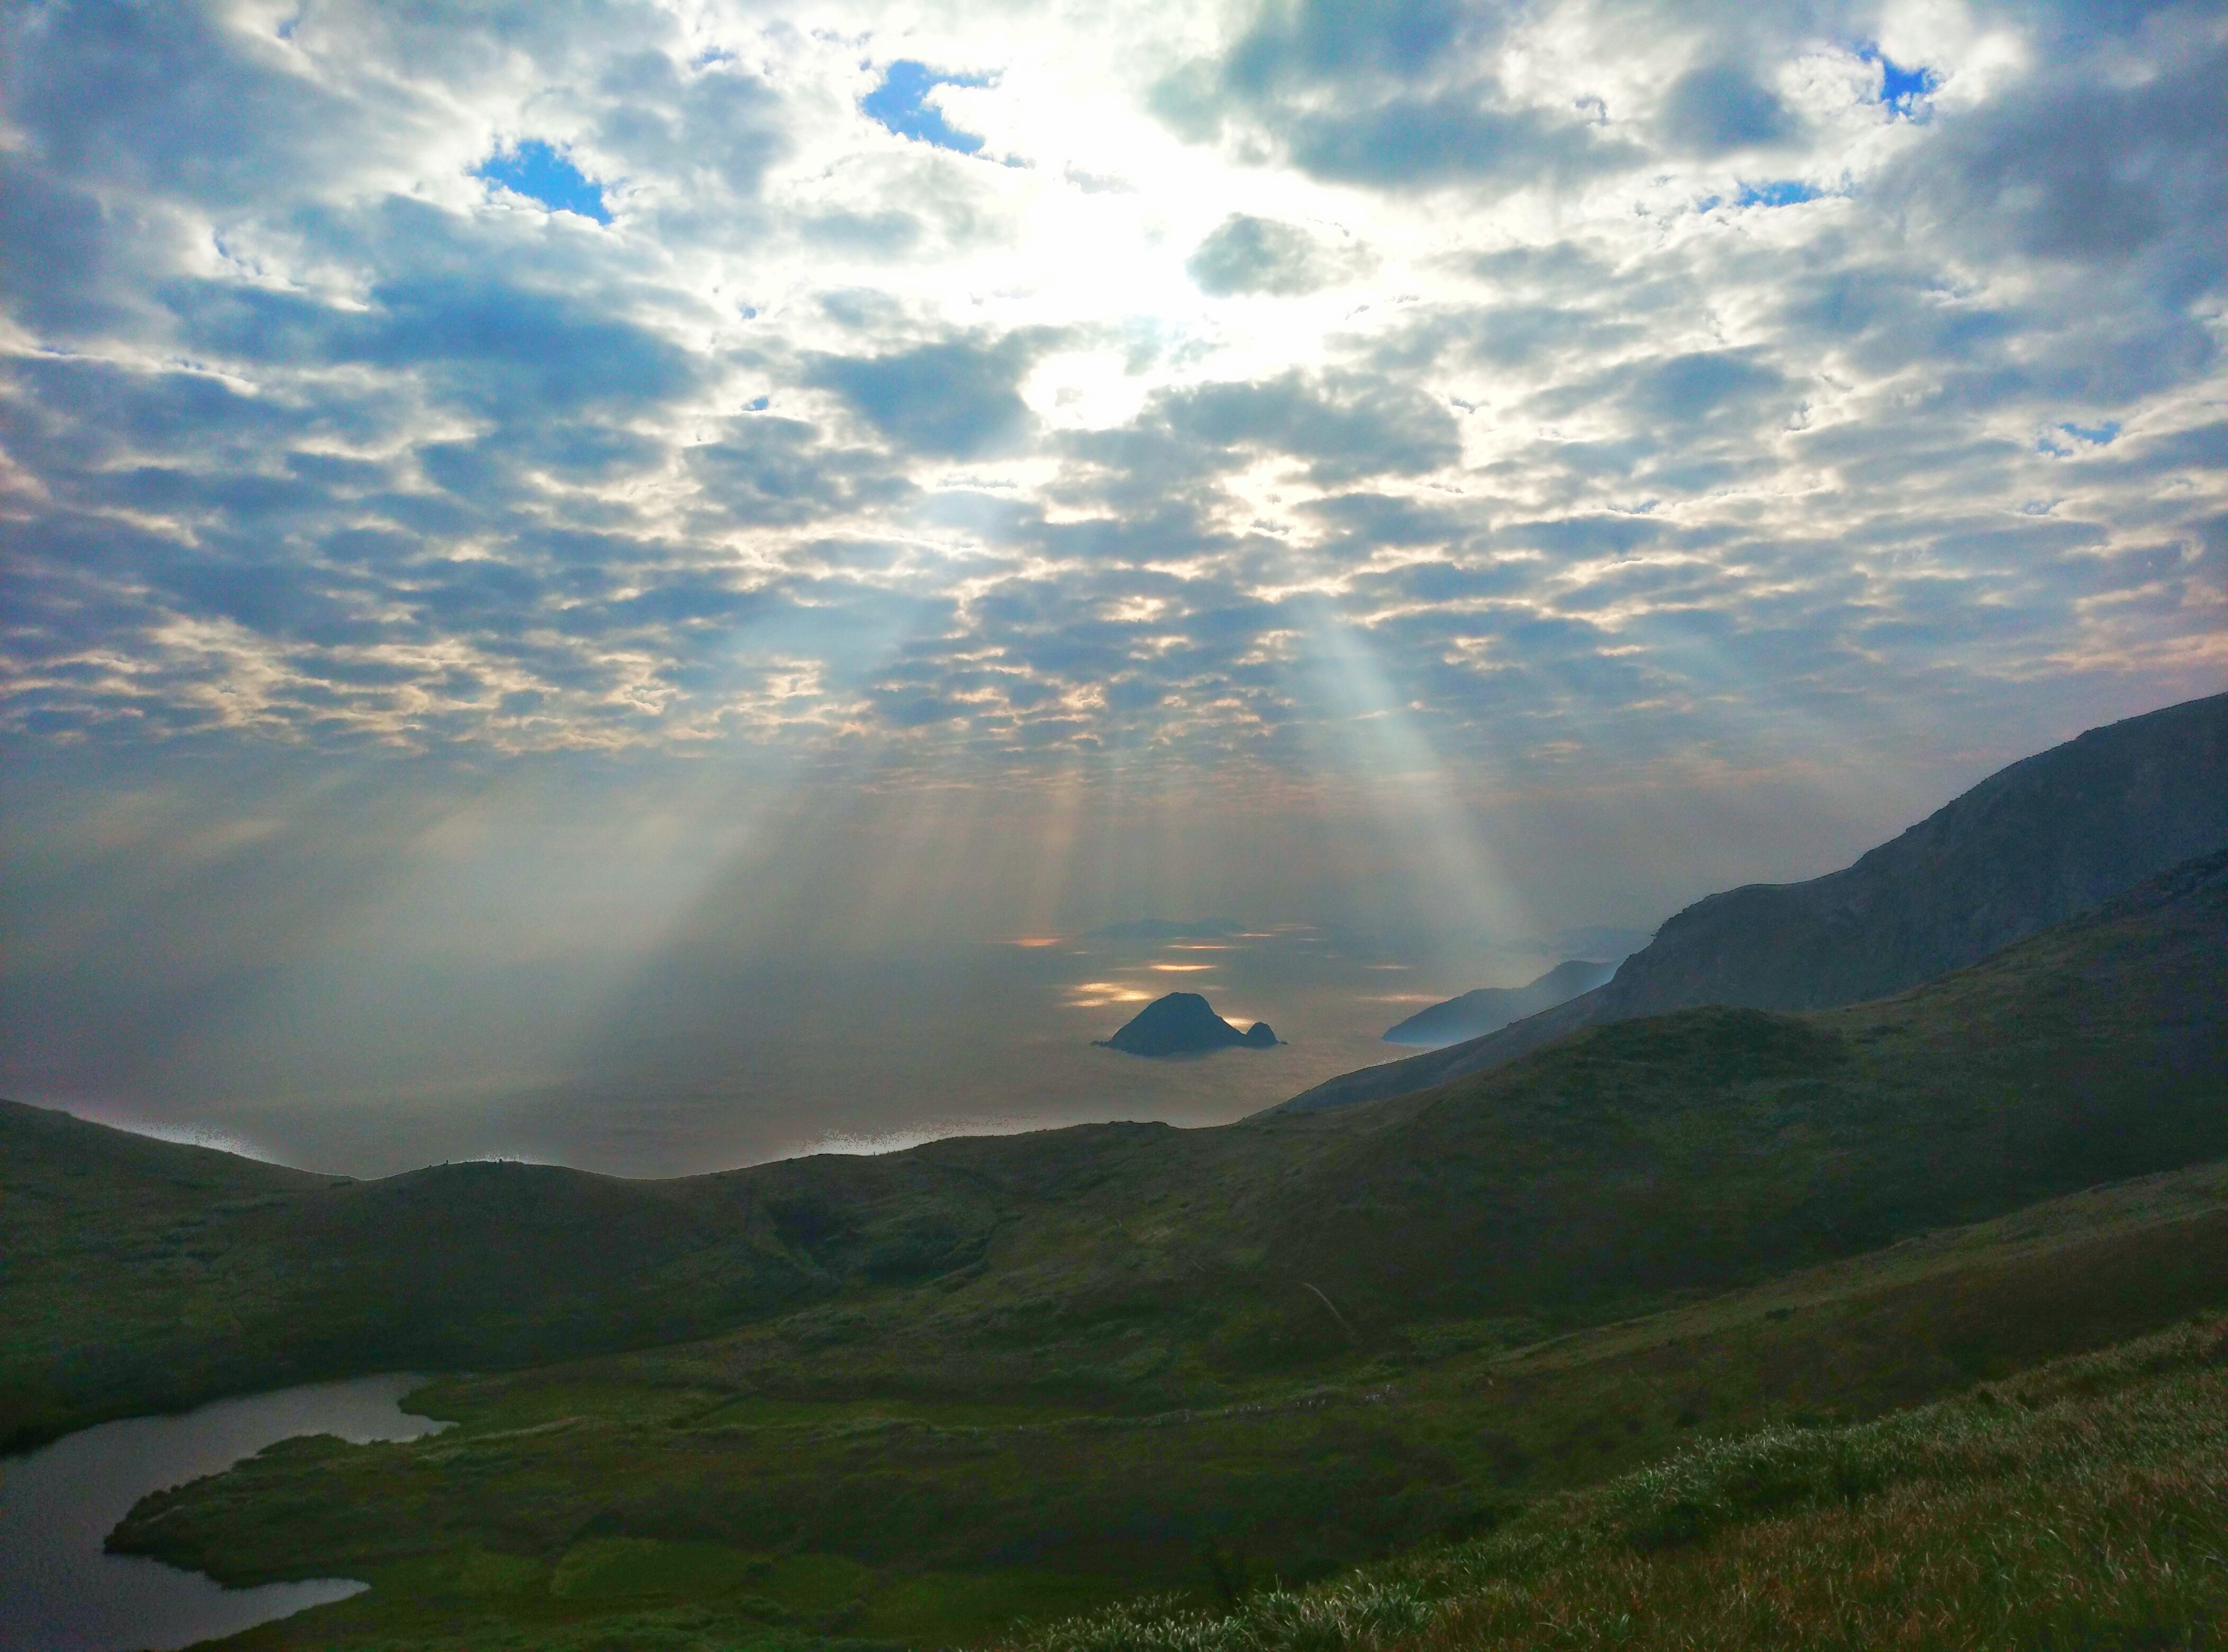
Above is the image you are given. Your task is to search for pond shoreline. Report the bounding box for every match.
[0,1373,450,1652]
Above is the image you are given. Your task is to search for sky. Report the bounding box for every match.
[2,0,2224,1171]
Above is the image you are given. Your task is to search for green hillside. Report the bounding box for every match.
[6,851,2225,1451]
[1002,1314,2228,1652]
[105,1161,2228,1649]
[0,850,2207,1648]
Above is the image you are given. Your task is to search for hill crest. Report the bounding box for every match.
[1279,690,2228,1115]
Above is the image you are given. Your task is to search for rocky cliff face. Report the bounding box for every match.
[1279,691,2228,1115]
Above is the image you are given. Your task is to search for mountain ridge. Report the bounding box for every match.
[1277,690,2228,1115]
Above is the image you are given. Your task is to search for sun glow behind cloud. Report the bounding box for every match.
[5,0,2218,775]
[2,0,2224,1169]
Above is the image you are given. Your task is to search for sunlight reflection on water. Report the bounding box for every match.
[50,927,1529,1180]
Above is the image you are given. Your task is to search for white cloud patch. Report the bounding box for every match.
[0,0,2222,774]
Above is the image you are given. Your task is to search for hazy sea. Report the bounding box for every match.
[31,927,1515,1179]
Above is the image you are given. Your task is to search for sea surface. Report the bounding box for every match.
[37,926,1516,1179]
[0,1375,448,1652]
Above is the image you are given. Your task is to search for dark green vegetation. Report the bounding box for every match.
[101,1161,2228,1649]
[0,848,2211,1649]
[1286,688,2228,1113]
[8,849,2223,1453]
[1003,1315,2228,1652]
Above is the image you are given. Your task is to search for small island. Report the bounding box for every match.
[1094,991,1278,1056]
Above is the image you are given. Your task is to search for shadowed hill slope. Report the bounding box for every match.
[5,851,2224,1449]
[1190,850,2228,1340]
[1281,690,2228,1115]
[0,1104,1160,1448]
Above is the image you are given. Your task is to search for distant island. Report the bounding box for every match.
[1382,958,1617,1047]
[1095,991,1277,1055]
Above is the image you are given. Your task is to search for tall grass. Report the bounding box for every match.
[1009,1319,2228,1652]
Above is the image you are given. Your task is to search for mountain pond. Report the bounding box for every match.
[0,1374,449,1651]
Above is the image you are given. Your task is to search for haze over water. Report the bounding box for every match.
[3,1,2221,1175]
[11,917,1550,1179]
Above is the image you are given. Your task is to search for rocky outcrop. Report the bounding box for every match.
[1097,992,1278,1056]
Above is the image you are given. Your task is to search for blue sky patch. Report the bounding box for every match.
[2040,420,2122,456]
[1858,44,1938,114]
[477,140,612,223]
[1736,180,1820,209]
[863,60,990,154]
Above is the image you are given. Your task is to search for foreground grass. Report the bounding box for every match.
[1011,1318,2228,1652]
[104,1163,2228,1649]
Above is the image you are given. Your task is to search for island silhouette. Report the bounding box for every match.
[1094,991,1278,1056]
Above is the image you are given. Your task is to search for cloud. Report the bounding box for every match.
[592,50,789,202]
[1307,98,1624,191]
[806,331,1056,460]
[685,415,914,524]
[1220,0,1475,92]
[1187,214,1361,296]
[1659,62,1801,153]
[1623,350,1789,427]
[1889,34,2228,274]
[3,0,391,208]
[1154,0,1636,193]
[1158,371,1463,483]
[0,0,2217,783]
[172,270,702,416]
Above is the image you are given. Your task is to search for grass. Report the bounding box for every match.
[1005,1316,2228,1652]
[10,854,2225,1647]
[11,849,2222,1454]
[103,1159,2228,1649]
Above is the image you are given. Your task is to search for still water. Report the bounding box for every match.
[0,1375,450,1652]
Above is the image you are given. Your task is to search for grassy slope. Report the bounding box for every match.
[0,854,2209,1646]
[1246,846,2228,1331]
[0,1104,339,1444]
[107,1158,2228,1649]
[1004,1315,2228,1652]
[7,851,2223,1454]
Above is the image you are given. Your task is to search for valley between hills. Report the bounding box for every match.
[3,698,2226,1651]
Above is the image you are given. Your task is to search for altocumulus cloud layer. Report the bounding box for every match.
[4,0,2221,771]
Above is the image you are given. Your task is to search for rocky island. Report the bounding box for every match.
[1095,991,1278,1056]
